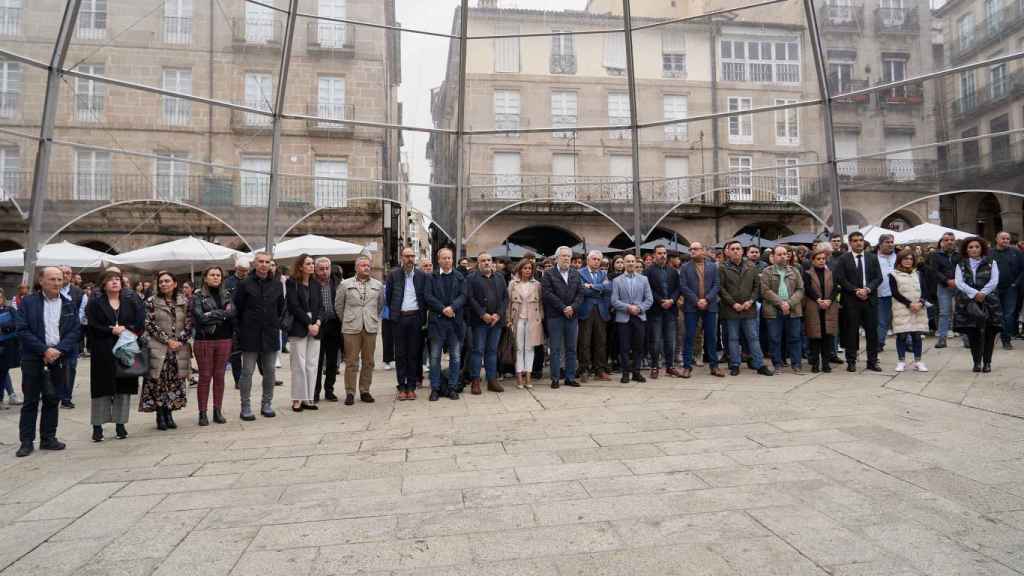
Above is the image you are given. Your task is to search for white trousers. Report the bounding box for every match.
[515,319,535,374]
[288,335,321,402]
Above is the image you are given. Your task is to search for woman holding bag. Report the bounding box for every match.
[506,259,543,389]
[87,269,145,442]
[954,237,1002,373]
[890,249,930,372]
[141,271,193,431]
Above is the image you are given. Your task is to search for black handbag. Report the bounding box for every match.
[115,337,150,379]
[498,326,515,367]
[965,299,988,323]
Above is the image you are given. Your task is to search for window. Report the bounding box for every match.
[317,0,347,48]
[720,38,800,84]
[663,95,688,141]
[78,0,107,40]
[493,152,522,199]
[314,158,348,208]
[244,72,273,127]
[776,158,800,200]
[608,92,630,139]
[552,153,576,200]
[246,0,275,43]
[957,13,975,51]
[991,114,1010,164]
[835,132,859,177]
[0,0,21,37]
[884,133,915,181]
[882,57,908,98]
[728,156,753,201]
[608,154,632,199]
[959,71,976,114]
[240,156,271,206]
[74,64,105,122]
[827,50,856,94]
[494,89,520,133]
[727,96,752,145]
[0,60,19,119]
[317,76,347,127]
[774,99,799,145]
[550,31,576,74]
[827,0,854,23]
[494,23,520,73]
[154,152,189,201]
[961,127,980,166]
[879,0,906,27]
[665,156,689,200]
[984,0,999,35]
[162,68,192,126]
[74,149,111,201]
[164,0,192,44]
[991,62,1008,100]
[551,90,577,137]
[662,28,686,77]
[604,34,626,76]
[0,145,18,199]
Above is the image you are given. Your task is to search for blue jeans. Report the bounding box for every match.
[61,353,78,402]
[470,323,502,382]
[547,316,579,381]
[648,311,677,369]
[768,314,803,368]
[684,309,718,368]
[429,330,461,393]
[936,284,954,337]
[999,286,1018,341]
[725,317,765,369]
[895,332,923,361]
[877,296,892,348]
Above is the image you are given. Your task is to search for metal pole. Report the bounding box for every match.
[622,0,642,257]
[23,0,83,284]
[455,0,469,261]
[265,0,300,254]
[802,0,844,234]
[709,17,721,243]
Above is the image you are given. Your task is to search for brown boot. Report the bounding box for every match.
[470,380,482,395]
[650,368,659,380]
[487,379,504,393]
[596,372,611,381]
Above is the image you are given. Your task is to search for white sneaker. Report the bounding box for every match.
[914,362,928,372]
[895,361,906,372]
[275,358,282,369]
[7,393,20,405]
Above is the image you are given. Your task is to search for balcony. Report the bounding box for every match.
[876,81,924,109]
[0,91,18,120]
[73,94,105,123]
[944,140,1024,185]
[160,98,192,128]
[835,158,938,184]
[950,71,1024,123]
[948,2,1024,64]
[874,6,918,34]
[162,16,192,45]
[230,101,273,132]
[0,7,20,36]
[307,21,355,56]
[818,1,864,31]
[305,102,355,135]
[232,15,284,49]
[550,54,577,75]
[0,171,28,201]
[828,78,870,106]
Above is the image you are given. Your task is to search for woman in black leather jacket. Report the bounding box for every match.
[190,266,236,425]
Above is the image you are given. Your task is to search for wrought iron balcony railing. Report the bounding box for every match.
[307,20,355,54]
[162,16,192,45]
[306,102,355,134]
[0,7,20,37]
[0,91,19,120]
[950,71,1024,123]
[875,81,924,108]
[828,77,870,104]
[874,6,918,34]
[550,54,577,75]
[232,15,283,47]
[818,1,863,31]
[948,1,1024,64]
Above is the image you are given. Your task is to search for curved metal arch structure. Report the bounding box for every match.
[878,190,1024,227]
[276,199,455,244]
[463,198,633,244]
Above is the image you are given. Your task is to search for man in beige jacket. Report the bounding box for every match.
[335,255,385,405]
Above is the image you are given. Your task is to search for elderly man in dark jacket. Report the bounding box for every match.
[233,251,285,421]
[385,247,429,400]
[542,246,585,389]
[720,240,773,377]
[424,247,466,401]
[466,252,507,395]
[644,244,682,379]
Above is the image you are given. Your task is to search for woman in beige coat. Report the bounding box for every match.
[142,271,193,431]
[507,259,544,389]
[890,248,930,373]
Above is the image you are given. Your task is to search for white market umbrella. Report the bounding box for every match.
[0,241,118,271]
[114,237,244,274]
[853,225,896,246]
[895,223,973,245]
[268,234,365,261]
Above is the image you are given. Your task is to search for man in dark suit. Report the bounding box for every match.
[578,250,612,382]
[313,257,341,403]
[59,265,86,409]
[644,244,682,379]
[385,247,429,400]
[680,242,724,378]
[425,247,466,401]
[541,246,585,388]
[14,266,80,457]
[834,231,883,372]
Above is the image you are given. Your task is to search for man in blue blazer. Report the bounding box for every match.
[611,254,653,383]
[541,246,585,388]
[578,250,612,382]
[14,267,81,457]
[424,247,466,401]
[644,244,682,379]
[385,247,430,399]
[680,242,724,378]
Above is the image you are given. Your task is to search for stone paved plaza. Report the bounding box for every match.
[0,340,1023,575]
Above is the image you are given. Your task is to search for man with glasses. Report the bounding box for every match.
[644,245,682,379]
[386,247,429,400]
[233,251,285,420]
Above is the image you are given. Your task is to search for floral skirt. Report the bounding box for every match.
[139,355,188,412]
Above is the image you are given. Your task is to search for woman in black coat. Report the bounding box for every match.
[86,269,146,441]
[285,254,323,412]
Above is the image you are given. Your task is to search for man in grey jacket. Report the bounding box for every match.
[610,254,654,384]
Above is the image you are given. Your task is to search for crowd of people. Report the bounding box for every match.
[4,229,1022,458]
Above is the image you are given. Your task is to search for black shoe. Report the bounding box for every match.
[291,404,304,412]
[729,367,740,376]
[829,356,844,365]
[847,364,857,373]
[261,407,276,417]
[632,373,646,383]
[934,337,947,349]
[757,366,775,377]
[360,393,375,403]
[530,372,542,380]
[302,403,319,410]
[165,408,178,429]
[822,364,832,373]
[620,374,630,383]
[115,424,128,439]
[39,439,65,451]
[344,394,355,405]
[92,426,103,442]
[973,363,982,372]
[429,390,440,401]
[60,400,75,409]
[274,380,284,387]
[982,363,992,373]
[156,409,168,431]
[15,443,32,457]
[563,380,580,388]
[866,363,882,372]
[811,364,820,373]
[213,408,226,424]
[1003,341,1013,350]
[448,391,460,400]
[324,392,339,402]
[198,412,210,426]
[551,380,560,389]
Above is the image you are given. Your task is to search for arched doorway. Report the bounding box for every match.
[0,239,21,252]
[881,210,921,233]
[610,232,635,250]
[975,193,1003,240]
[79,240,118,255]
[826,208,869,232]
[507,225,581,257]
[644,227,688,245]
[734,222,794,240]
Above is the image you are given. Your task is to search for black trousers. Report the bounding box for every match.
[19,357,64,444]
[381,318,395,364]
[964,327,997,365]
[314,318,341,400]
[841,297,879,365]
[617,316,646,376]
[807,335,834,368]
[395,313,423,392]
